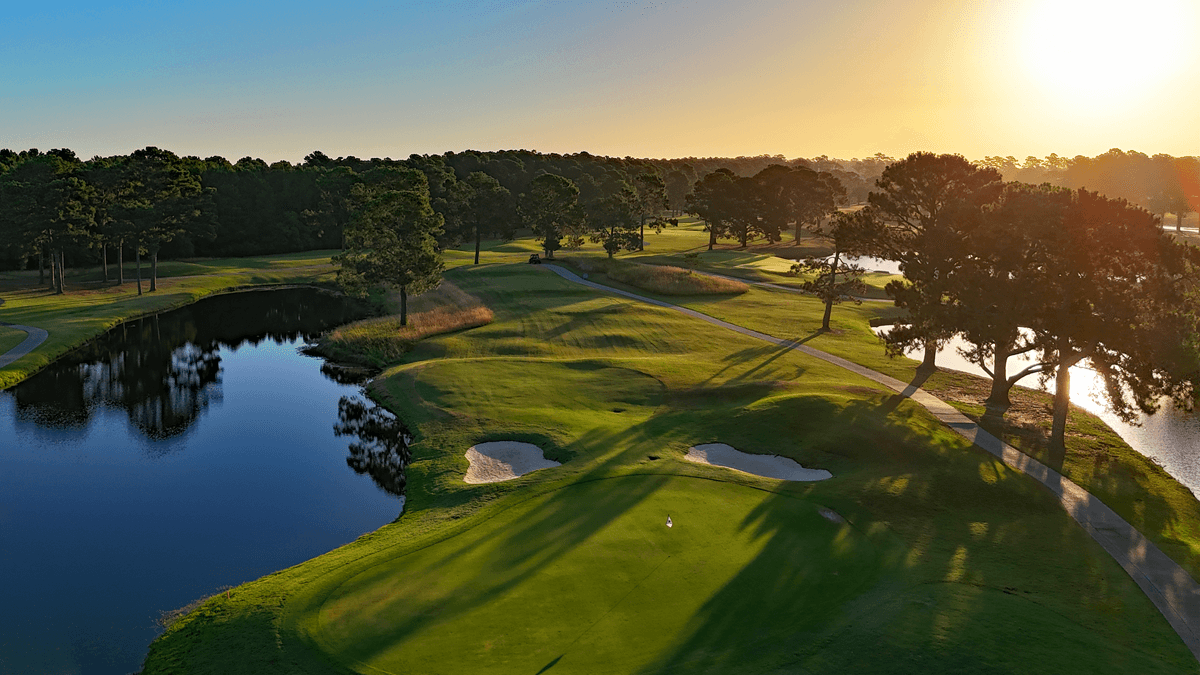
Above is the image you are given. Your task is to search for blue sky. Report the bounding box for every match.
[4,1,1197,162]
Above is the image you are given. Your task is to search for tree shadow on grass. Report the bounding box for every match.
[316,418,679,666]
[632,396,1198,675]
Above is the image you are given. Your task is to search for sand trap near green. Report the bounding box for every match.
[685,443,832,481]
[464,441,561,483]
[310,475,882,674]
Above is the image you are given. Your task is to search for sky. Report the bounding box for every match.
[3,0,1198,163]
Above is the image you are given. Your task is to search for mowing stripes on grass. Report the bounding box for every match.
[320,281,493,366]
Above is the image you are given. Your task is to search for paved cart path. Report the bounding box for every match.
[543,263,1200,662]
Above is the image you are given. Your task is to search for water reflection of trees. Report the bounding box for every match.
[10,289,367,442]
[334,396,412,498]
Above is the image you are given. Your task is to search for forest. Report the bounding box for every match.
[3,146,1197,286]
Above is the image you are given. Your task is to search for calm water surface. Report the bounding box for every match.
[0,289,406,675]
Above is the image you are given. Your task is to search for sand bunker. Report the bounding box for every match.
[464,441,561,484]
[684,443,832,481]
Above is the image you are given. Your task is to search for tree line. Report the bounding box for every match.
[832,153,1200,455]
[4,145,1195,288]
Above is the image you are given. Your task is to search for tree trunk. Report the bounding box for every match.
[118,240,125,285]
[48,249,58,294]
[708,225,716,251]
[55,249,66,295]
[150,249,158,292]
[1177,213,1183,232]
[983,340,1013,419]
[38,248,45,285]
[473,225,481,265]
[739,227,748,248]
[400,286,408,326]
[639,216,645,251]
[1049,358,1072,455]
[822,249,840,331]
[919,339,938,372]
[136,248,143,296]
[102,243,109,282]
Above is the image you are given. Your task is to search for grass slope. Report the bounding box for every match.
[144,263,1197,674]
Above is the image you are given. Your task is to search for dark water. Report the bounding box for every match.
[0,289,409,675]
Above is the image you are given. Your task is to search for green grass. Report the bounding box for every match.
[0,326,27,355]
[0,250,339,389]
[924,370,1200,583]
[143,263,1198,674]
[442,217,900,299]
[663,282,1200,583]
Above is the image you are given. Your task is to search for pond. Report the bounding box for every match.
[823,255,905,276]
[0,288,409,675]
[872,326,1200,496]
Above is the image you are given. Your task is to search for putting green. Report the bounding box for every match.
[310,476,883,674]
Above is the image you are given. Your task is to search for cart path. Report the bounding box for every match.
[543,263,1200,662]
[0,323,48,369]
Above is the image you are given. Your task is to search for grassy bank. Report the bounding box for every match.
[315,281,494,367]
[0,250,339,389]
[143,263,1197,674]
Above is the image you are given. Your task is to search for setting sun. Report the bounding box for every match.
[1016,0,1195,113]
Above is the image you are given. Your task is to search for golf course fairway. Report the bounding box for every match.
[309,476,879,674]
[143,263,1200,674]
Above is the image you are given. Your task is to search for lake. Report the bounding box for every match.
[0,288,406,675]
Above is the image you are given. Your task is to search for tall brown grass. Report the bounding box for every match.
[321,281,493,365]
[562,256,748,296]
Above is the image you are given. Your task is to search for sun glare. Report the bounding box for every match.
[1017,0,1193,112]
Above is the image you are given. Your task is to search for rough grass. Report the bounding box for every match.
[318,281,494,366]
[142,263,1199,674]
[560,255,749,295]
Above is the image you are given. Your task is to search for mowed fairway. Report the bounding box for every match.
[146,263,1198,674]
[313,477,882,674]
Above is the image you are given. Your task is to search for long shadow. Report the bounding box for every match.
[699,341,810,388]
[309,326,842,668]
[320,416,679,666]
[877,368,935,416]
[630,396,1197,675]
